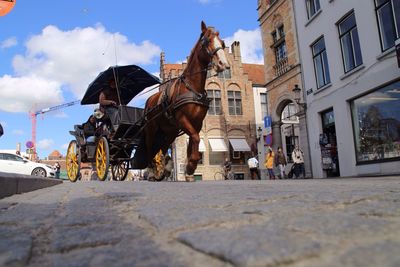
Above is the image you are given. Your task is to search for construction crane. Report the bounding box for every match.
[29,100,80,160]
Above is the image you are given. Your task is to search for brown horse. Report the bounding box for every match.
[132,21,229,181]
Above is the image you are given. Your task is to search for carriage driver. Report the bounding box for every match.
[99,79,120,132]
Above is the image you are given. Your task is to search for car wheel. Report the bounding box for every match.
[31,167,47,177]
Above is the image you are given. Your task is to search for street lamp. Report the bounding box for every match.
[256,126,263,142]
[292,84,307,109]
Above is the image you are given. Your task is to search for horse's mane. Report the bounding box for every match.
[183,31,207,76]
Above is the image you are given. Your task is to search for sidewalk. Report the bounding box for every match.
[0,172,62,199]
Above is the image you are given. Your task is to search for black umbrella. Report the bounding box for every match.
[81,65,160,105]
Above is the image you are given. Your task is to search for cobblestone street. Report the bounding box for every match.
[1,177,400,267]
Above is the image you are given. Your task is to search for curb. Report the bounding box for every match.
[0,172,63,199]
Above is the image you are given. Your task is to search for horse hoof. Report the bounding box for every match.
[185,175,195,182]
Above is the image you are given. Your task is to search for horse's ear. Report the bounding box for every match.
[216,31,220,36]
[201,21,207,33]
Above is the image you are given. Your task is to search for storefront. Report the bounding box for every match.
[350,80,400,164]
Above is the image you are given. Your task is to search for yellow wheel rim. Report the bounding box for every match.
[96,137,109,181]
[66,141,80,182]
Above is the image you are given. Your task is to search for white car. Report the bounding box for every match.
[0,152,55,177]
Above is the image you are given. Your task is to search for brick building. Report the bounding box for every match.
[257,0,311,177]
[160,42,265,181]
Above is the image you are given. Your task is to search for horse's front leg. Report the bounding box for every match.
[185,133,200,182]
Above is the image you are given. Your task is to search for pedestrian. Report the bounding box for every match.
[264,148,276,180]
[53,162,61,179]
[247,154,260,180]
[223,158,233,180]
[291,145,305,178]
[275,147,287,179]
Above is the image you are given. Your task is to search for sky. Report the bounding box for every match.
[0,0,264,159]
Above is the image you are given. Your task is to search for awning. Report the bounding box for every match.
[186,138,206,152]
[229,138,251,152]
[208,138,228,152]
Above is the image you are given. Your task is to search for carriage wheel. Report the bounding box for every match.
[96,137,109,181]
[66,140,81,182]
[111,161,129,181]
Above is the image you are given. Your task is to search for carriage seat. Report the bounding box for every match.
[113,106,144,139]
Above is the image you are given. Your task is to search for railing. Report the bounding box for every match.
[273,57,290,77]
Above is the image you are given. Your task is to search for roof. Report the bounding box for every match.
[49,150,62,158]
[163,63,266,86]
[242,64,265,86]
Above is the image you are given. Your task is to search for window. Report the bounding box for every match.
[375,0,400,51]
[281,103,298,123]
[272,25,287,63]
[285,136,298,163]
[306,0,321,19]
[351,80,400,163]
[272,31,278,43]
[278,25,285,38]
[207,89,222,115]
[209,152,225,165]
[275,42,287,62]
[217,69,231,79]
[312,37,331,89]
[260,93,268,119]
[338,12,363,73]
[228,91,242,115]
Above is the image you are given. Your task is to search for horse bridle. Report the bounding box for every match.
[200,33,225,58]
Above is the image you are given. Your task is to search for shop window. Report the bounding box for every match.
[234,173,245,180]
[209,152,225,165]
[194,174,202,181]
[351,80,400,163]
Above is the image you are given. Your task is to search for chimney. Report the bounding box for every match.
[160,52,165,80]
[231,41,241,60]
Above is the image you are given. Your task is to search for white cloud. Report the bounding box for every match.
[0,74,63,113]
[224,28,264,64]
[1,37,18,49]
[12,129,24,135]
[36,138,54,150]
[0,24,161,113]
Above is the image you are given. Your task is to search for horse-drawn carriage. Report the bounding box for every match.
[66,21,230,182]
[66,65,160,182]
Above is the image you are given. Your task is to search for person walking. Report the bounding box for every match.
[53,162,61,179]
[275,147,287,179]
[264,148,276,180]
[247,155,260,180]
[291,145,305,179]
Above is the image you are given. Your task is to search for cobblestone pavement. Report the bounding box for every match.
[1,176,400,267]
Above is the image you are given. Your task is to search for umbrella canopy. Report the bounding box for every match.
[81,65,160,105]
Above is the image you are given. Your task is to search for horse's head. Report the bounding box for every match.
[199,21,230,73]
